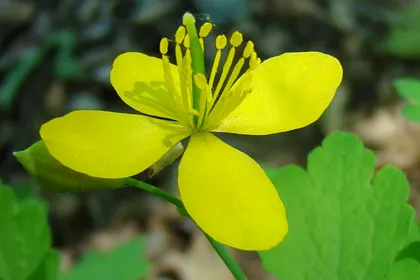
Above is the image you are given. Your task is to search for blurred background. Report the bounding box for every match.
[1,0,420,279]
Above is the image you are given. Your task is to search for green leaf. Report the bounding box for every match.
[14,140,124,192]
[402,105,420,123]
[27,250,60,280]
[0,183,52,280]
[380,27,420,59]
[394,78,420,102]
[379,6,420,59]
[387,259,420,280]
[393,78,420,123]
[260,131,417,280]
[59,237,150,280]
[396,241,420,264]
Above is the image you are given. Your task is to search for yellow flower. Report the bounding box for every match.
[40,13,342,250]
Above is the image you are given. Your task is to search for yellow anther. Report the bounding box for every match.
[193,73,207,90]
[249,51,257,67]
[250,54,261,69]
[183,34,190,48]
[175,26,186,44]
[215,35,227,49]
[243,41,254,58]
[230,31,243,47]
[254,58,261,68]
[199,22,213,37]
[160,38,169,55]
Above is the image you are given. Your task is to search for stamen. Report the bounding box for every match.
[183,34,190,48]
[174,26,190,120]
[254,58,261,69]
[215,40,253,107]
[162,56,182,107]
[156,15,257,131]
[243,41,254,58]
[159,37,169,55]
[182,50,195,128]
[175,26,186,44]
[198,23,213,52]
[249,51,261,69]
[193,73,207,90]
[220,57,245,97]
[175,44,185,87]
[249,52,256,66]
[230,31,243,47]
[194,73,211,128]
[205,75,252,130]
[212,31,244,107]
[159,38,185,121]
[199,23,213,37]
[199,38,204,52]
[216,35,228,48]
[183,49,193,101]
[208,35,227,91]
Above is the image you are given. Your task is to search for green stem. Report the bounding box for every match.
[204,233,248,280]
[124,178,183,208]
[124,177,248,280]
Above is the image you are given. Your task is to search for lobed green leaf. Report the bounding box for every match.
[59,237,150,280]
[260,131,418,280]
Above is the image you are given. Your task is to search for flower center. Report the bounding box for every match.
[159,13,261,131]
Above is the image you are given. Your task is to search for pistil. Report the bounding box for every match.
[182,13,206,126]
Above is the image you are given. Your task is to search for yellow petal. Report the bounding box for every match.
[178,132,287,250]
[40,110,191,179]
[211,52,343,135]
[110,52,181,120]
